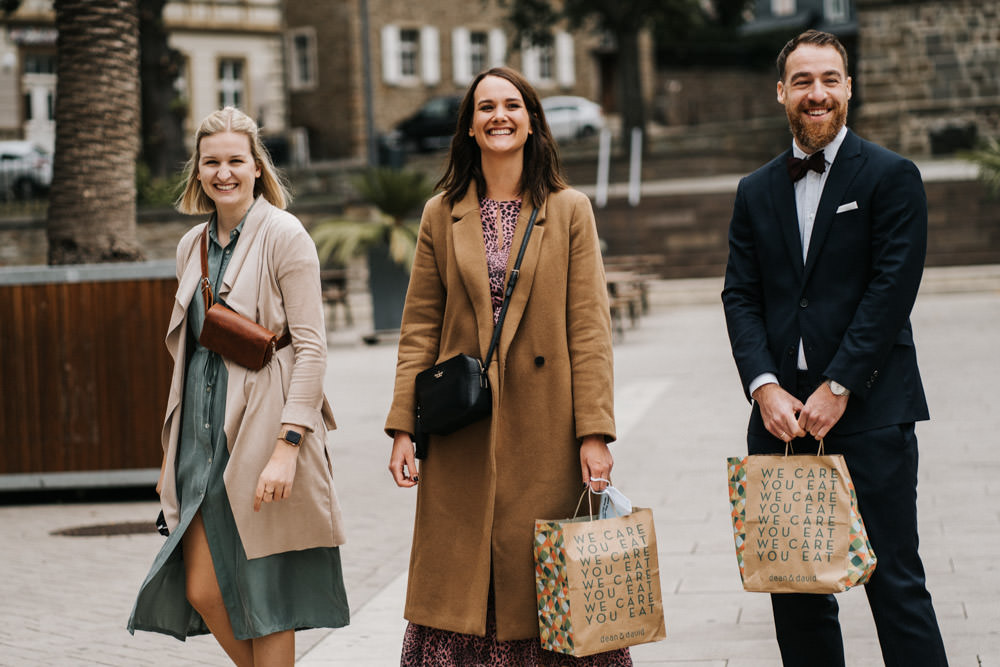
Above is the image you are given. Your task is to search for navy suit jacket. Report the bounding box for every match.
[722,129,929,436]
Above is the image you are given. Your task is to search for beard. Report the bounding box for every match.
[787,100,848,153]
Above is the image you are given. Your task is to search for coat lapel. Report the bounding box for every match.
[770,151,804,280]
[450,190,495,358]
[169,224,208,337]
[803,130,864,283]
[219,196,269,300]
[497,201,545,362]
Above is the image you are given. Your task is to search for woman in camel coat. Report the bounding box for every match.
[129,107,348,666]
[387,67,630,665]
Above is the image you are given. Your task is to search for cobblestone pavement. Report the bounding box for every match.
[1,266,998,666]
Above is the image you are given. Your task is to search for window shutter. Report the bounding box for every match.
[421,26,441,85]
[452,27,471,85]
[521,38,539,82]
[382,24,401,85]
[556,31,575,87]
[488,28,506,67]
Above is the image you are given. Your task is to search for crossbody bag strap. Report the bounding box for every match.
[199,223,213,316]
[483,206,539,370]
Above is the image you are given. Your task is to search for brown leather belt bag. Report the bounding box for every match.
[197,224,291,370]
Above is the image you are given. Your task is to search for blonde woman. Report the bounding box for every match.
[128,107,348,666]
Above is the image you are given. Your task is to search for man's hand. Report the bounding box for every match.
[798,382,848,440]
[753,383,807,443]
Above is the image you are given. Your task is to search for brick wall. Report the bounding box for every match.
[854,0,1000,155]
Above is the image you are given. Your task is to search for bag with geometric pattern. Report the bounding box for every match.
[727,442,877,593]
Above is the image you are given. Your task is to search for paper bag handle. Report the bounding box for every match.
[785,439,826,456]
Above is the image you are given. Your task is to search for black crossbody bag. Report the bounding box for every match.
[413,207,539,458]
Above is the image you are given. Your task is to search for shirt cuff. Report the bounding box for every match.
[749,373,779,398]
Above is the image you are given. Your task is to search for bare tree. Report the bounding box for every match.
[46,0,143,264]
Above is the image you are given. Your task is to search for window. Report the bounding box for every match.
[23,53,55,75]
[825,0,847,22]
[218,58,245,109]
[523,31,573,88]
[382,25,440,86]
[469,31,488,76]
[399,28,419,78]
[288,28,318,90]
[772,0,796,16]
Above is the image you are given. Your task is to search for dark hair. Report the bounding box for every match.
[776,30,848,81]
[436,66,567,209]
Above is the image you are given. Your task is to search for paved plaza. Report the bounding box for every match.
[1,265,998,666]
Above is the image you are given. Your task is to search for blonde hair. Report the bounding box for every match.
[176,107,290,214]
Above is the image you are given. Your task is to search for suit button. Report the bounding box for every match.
[534,356,545,367]
[799,298,809,308]
[787,347,795,356]
[872,370,879,378]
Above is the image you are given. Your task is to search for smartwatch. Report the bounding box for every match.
[279,429,303,446]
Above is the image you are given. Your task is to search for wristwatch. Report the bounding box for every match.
[279,429,303,446]
[827,380,851,397]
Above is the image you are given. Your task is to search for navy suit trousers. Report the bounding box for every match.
[747,382,948,665]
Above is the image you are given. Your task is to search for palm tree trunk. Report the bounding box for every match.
[47,0,143,264]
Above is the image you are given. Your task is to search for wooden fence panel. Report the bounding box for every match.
[0,265,176,477]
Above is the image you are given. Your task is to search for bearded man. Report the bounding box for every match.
[721,30,949,666]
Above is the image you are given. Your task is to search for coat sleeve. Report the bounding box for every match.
[722,177,778,401]
[822,159,927,398]
[565,192,616,442]
[272,223,328,431]
[385,200,446,436]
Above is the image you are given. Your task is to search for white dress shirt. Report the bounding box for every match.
[748,125,849,398]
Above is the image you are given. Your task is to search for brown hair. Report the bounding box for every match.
[176,106,290,215]
[776,29,848,81]
[436,66,567,209]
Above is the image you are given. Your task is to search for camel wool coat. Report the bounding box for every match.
[385,187,616,640]
[159,197,346,559]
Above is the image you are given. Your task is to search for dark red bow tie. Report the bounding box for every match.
[787,150,826,182]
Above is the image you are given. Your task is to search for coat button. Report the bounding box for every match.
[787,346,795,356]
[534,356,545,367]
[799,298,809,308]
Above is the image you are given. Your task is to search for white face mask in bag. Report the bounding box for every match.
[589,478,634,519]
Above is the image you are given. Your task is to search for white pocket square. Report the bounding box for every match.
[836,201,859,214]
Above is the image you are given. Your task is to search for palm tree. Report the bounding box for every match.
[46,0,143,264]
[311,167,433,272]
[964,137,1000,195]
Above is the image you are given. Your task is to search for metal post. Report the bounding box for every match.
[359,0,378,166]
[628,127,642,207]
[596,127,611,209]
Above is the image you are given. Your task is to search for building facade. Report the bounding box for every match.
[284,0,652,162]
[0,0,287,154]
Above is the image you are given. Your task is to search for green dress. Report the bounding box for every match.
[128,216,349,641]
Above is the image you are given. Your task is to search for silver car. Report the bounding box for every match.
[541,96,605,141]
[0,140,53,200]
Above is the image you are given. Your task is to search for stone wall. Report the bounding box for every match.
[855,0,1000,155]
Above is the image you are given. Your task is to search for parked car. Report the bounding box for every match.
[0,141,53,200]
[389,95,462,152]
[541,96,605,141]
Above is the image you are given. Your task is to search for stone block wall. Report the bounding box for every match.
[855,0,1000,155]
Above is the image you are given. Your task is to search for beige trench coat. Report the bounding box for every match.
[385,187,615,640]
[159,196,346,559]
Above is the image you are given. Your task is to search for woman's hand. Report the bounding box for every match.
[580,435,613,492]
[389,431,419,488]
[254,437,301,512]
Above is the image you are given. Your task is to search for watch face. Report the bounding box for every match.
[284,430,302,445]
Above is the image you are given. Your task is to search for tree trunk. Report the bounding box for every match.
[139,0,186,179]
[47,0,143,265]
[616,26,647,144]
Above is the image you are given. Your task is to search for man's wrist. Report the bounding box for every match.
[826,379,851,397]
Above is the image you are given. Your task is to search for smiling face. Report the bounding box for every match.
[196,130,261,214]
[468,75,533,157]
[777,43,852,153]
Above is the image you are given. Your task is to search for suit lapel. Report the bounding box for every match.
[770,151,804,280]
[450,190,495,358]
[803,130,864,283]
[497,201,545,362]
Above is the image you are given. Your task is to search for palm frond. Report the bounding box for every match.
[962,137,1000,195]
[353,168,433,222]
[311,219,388,266]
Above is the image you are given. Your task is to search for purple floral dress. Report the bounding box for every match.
[399,197,633,667]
